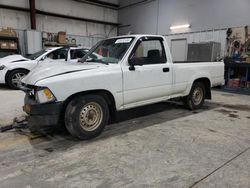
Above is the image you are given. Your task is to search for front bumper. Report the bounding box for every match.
[24,93,64,130]
[0,69,7,84]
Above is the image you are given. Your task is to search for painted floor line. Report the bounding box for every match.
[189,146,250,188]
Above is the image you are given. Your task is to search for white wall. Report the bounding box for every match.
[118,0,250,56]
[165,29,227,57]
[119,0,158,35]
[0,0,29,8]
[36,0,117,23]
[0,0,118,37]
[119,0,250,35]
[0,9,30,30]
[0,0,118,54]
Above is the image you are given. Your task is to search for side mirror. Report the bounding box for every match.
[128,58,135,71]
[40,56,47,61]
[128,56,143,71]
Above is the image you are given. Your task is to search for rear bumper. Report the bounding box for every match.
[24,94,64,129]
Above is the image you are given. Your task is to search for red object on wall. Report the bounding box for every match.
[227,79,240,88]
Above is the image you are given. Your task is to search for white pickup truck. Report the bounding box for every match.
[21,35,224,140]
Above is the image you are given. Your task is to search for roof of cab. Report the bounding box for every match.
[45,46,88,51]
[108,34,165,39]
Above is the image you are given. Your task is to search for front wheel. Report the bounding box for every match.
[7,69,29,89]
[182,82,206,110]
[65,95,109,140]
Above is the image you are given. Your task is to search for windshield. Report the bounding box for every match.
[81,37,134,64]
[26,49,47,60]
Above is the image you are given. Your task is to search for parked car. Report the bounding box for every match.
[0,47,89,89]
[21,35,225,140]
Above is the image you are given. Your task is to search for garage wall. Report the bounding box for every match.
[118,0,249,57]
[35,0,118,37]
[165,29,227,58]
[0,0,118,54]
[0,0,118,37]
[119,0,250,35]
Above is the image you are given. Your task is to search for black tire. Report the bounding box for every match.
[7,69,29,89]
[65,94,109,140]
[182,82,206,110]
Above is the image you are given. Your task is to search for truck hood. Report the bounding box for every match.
[0,55,30,66]
[22,62,104,85]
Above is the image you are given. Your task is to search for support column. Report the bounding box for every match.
[29,0,36,29]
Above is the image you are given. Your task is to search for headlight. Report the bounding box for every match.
[0,65,5,70]
[35,87,56,103]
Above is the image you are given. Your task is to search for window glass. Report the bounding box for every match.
[71,49,88,59]
[47,48,67,60]
[81,37,134,64]
[133,39,166,65]
[26,49,46,60]
[70,50,74,59]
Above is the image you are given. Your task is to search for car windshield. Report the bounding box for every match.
[81,37,134,64]
[26,49,47,60]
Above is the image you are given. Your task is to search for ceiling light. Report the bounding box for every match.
[170,24,191,30]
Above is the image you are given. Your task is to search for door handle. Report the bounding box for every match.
[163,67,170,72]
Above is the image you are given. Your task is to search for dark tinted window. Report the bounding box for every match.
[70,49,88,59]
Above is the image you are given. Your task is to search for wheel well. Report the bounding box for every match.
[194,77,211,99]
[5,68,30,83]
[63,90,117,122]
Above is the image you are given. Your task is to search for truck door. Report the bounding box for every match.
[122,37,173,107]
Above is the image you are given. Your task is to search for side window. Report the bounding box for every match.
[133,39,166,65]
[70,50,74,59]
[47,49,67,60]
[76,50,87,59]
[71,50,87,59]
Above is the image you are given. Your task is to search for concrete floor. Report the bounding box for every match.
[0,84,25,126]
[0,86,250,188]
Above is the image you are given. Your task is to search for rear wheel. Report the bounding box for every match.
[182,82,205,110]
[7,69,29,89]
[65,94,109,140]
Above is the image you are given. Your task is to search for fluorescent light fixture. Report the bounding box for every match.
[170,24,191,30]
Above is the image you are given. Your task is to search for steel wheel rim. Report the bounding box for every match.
[12,72,26,86]
[79,102,103,131]
[192,87,203,105]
